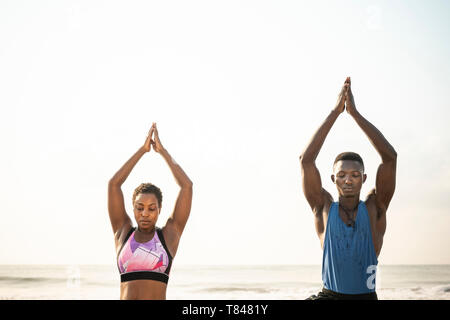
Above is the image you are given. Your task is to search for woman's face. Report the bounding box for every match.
[133,193,160,232]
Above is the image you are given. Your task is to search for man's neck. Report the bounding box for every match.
[338,195,360,210]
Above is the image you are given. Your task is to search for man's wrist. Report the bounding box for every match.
[348,108,361,119]
[330,108,342,118]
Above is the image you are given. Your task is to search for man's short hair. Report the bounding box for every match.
[333,152,365,172]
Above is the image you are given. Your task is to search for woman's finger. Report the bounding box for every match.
[154,124,159,138]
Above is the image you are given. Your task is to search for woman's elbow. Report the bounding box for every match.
[108,177,121,188]
[181,179,193,189]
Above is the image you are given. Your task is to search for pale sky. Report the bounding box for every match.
[1,0,449,266]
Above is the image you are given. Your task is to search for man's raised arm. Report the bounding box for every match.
[345,78,397,213]
[300,78,349,214]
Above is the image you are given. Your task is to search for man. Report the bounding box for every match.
[300,77,397,300]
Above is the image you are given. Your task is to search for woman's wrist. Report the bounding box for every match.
[159,147,169,157]
[138,145,148,154]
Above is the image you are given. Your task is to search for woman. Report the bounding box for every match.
[108,123,193,300]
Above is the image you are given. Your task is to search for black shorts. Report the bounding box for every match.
[306,287,378,300]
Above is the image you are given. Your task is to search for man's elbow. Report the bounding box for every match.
[299,154,313,166]
[392,149,398,159]
[384,149,397,163]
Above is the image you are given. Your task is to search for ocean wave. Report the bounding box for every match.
[431,284,450,293]
[377,285,450,300]
[198,287,274,294]
[0,276,65,284]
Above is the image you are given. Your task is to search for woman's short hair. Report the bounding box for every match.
[132,183,163,207]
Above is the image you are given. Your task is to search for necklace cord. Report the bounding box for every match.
[339,202,358,227]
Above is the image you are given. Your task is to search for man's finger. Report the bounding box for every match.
[341,84,349,95]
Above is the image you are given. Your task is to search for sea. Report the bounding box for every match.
[0,264,449,300]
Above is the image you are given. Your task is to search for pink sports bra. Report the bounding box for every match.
[117,227,173,284]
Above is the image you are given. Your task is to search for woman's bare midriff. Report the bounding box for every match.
[120,280,167,300]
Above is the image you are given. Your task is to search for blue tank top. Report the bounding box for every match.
[322,201,378,294]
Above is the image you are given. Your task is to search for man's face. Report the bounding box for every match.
[331,160,366,198]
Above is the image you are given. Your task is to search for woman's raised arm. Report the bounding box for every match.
[150,123,193,257]
[108,127,154,237]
